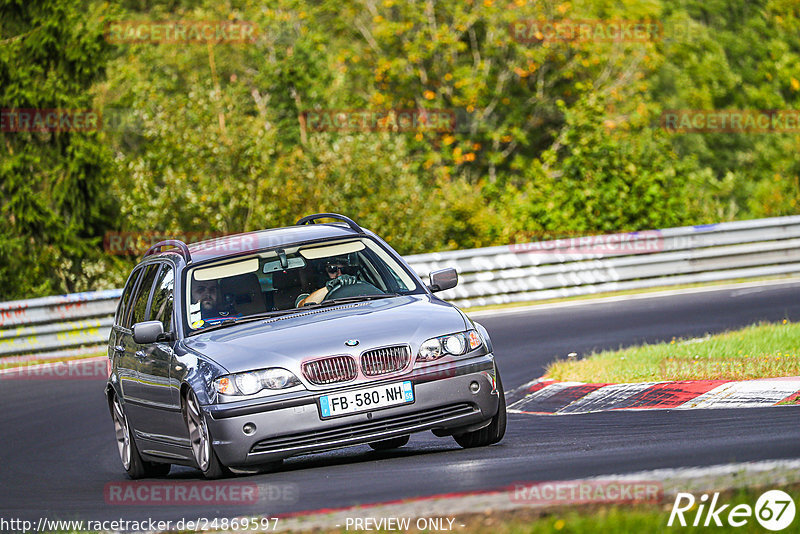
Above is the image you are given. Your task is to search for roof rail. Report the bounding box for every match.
[296,213,365,234]
[144,240,192,263]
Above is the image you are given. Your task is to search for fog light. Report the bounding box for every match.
[469,381,480,393]
[243,422,257,435]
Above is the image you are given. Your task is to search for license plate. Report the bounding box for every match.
[318,381,414,418]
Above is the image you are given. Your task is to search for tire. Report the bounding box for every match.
[111,393,171,479]
[453,369,506,449]
[183,388,231,479]
[368,435,410,451]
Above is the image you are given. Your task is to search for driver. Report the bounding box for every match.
[296,258,357,306]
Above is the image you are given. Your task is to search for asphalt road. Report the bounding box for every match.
[2,281,800,523]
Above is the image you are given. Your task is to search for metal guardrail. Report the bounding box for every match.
[3,216,800,360]
[0,290,121,361]
[419,216,800,307]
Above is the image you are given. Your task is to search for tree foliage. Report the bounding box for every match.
[2,0,799,299]
[0,0,119,298]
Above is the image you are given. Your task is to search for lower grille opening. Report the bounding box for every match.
[249,403,477,455]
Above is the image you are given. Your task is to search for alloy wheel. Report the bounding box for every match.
[112,396,131,470]
[185,391,210,472]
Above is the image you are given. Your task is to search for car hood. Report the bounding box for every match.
[181,295,468,375]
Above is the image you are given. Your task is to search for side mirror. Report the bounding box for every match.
[132,321,166,344]
[428,268,458,293]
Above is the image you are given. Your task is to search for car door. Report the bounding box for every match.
[135,263,184,440]
[113,267,144,401]
[122,263,160,426]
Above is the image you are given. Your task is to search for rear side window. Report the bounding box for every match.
[130,264,160,326]
[116,268,143,327]
[149,265,174,332]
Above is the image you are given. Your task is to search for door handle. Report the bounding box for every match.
[134,350,147,360]
[113,345,124,354]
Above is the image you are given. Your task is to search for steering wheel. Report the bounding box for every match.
[323,281,384,301]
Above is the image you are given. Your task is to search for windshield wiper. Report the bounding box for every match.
[191,295,402,334]
[328,293,401,304]
[244,309,307,320]
[190,309,303,334]
[191,317,239,334]
[299,293,401,310]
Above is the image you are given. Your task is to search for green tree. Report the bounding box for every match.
[0,0,119,299]
[7,0,798,300]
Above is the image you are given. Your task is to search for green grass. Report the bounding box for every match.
[467,485,800,534]
[547,320,800,383]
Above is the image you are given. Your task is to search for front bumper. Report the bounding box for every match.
[204,354,499,466]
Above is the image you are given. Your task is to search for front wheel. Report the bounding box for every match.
[111,393,170,479]
[453,369,506,448]
[183,388,230,479]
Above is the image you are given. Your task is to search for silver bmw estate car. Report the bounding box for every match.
[106,213,505,479]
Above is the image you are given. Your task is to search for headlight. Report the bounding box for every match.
[235,373,262,395]
[261,368,298,389]
[214,367,301,396]
[443,334,466,355]
[418,338,442,361]
[417,330,483,362]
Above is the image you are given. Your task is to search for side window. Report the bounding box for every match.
[149,265,174,332]
[130,264,160,326]
[116,269,142,326]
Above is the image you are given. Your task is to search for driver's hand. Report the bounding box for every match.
[325,274,357,292]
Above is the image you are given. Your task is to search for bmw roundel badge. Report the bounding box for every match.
[345,339,359,347]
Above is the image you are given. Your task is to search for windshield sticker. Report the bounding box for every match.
[189,302,202,326]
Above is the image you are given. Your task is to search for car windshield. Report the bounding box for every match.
[185,237,420,331]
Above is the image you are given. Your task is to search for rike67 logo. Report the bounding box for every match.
[668,490,796,531]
